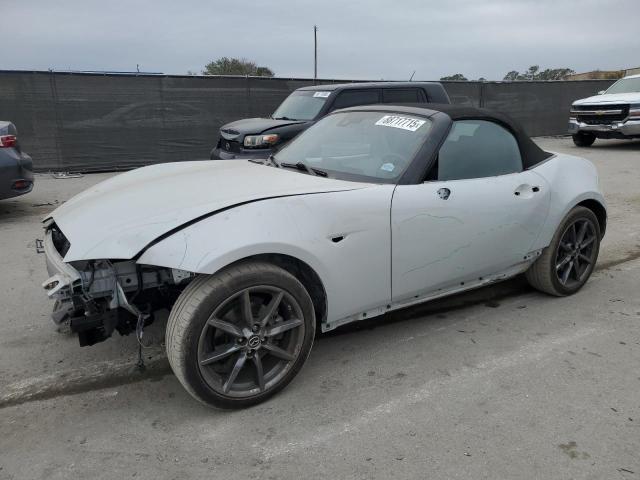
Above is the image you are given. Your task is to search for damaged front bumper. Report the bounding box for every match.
[42,227,85,326]
[41,226,141,345]
[41,225,191,346]
[42,229,82,305]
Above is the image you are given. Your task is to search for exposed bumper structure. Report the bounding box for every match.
[41,225,188,346]
[41,227,137,345]
[42,228,82,301]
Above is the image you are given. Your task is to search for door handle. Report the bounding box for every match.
[514,185,540,196]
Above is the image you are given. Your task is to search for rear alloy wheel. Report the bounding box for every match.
[572,132,596,147]
[166,262,316,408]
[526,206,600,296]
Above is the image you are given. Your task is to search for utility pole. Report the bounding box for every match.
[313,25,318,82]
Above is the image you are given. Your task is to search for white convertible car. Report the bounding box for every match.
[42,104,606,408]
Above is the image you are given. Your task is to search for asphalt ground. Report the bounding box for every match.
[0,137,639,479]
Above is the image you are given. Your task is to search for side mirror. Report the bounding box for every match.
[597,90,606,95]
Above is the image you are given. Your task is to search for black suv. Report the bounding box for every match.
[211,82,450,160]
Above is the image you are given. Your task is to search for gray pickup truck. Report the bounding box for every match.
[211,82,450,160]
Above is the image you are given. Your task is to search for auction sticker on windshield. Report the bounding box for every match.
[313,91,331,98]
[375,115,426,132]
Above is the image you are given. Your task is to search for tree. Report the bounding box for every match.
[537,68,576,80]
[503,66,575,81]
[503,70,520,81]
[440,73,468,81]
[202,57,275,77]
[254,66,275,77]
[525,65,540,80]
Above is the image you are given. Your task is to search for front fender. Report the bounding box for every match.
[138,186,395,324]
[140,229,331,291]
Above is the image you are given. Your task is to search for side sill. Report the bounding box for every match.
[321,256,540,332]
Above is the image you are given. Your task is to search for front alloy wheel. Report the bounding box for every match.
[197,286,305,398]
[166,262,316,409]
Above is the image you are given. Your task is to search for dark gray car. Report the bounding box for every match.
[211,82,450,160]
[0,121,34,200]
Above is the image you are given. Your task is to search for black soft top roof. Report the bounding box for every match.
[340,103,553,169]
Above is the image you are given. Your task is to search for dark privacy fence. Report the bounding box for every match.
[0,71,614,172]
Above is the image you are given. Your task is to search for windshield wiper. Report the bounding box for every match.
[273,116,297,121]
[280,161,327,177]
[266,154,280,167]
[248,155,280,168]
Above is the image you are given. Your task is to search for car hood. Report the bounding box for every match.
[573,92,640,105]
[48,160,366,262]
[220,118,308,137]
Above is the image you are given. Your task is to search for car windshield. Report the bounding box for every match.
[272,90,330,121]
[274,111,432,183]
[605,77,640,94]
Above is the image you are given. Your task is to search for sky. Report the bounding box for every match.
[2,0,639,81]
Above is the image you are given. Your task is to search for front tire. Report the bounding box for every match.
[166,262,316,409]
[526,206,600,296]
[572,132,596,147]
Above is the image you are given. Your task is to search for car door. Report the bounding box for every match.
[391,119,550,302]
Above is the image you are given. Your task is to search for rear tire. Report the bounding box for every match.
[166,261,316,409]
[526,206,600,296]
[572,132,596,147]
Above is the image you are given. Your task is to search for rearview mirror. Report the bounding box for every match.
[597,90,606,95]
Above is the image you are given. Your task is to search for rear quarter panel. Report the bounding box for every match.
[529,153,606,250]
